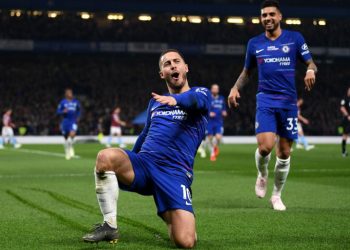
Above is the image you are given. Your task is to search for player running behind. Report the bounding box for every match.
[56,88,81,160]
[228,0,317,210]
[295,98,314,151]
[208,84,227,161]
[340,86,350,157]
[82,49,211,248]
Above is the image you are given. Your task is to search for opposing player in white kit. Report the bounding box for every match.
[0,109,21,149]
[106,107,126,148]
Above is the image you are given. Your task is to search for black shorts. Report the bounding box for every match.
[342,118,350,134]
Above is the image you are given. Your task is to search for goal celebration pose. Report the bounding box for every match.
[83,49,210,248]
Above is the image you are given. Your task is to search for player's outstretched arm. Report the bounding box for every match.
[152,92,177,106]
[153,88,211,111]
[228,68,250,108]
[173,88,211,111]
[304,60,317,91]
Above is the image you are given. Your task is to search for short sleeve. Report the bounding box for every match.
[244,39,256,70]
[295,32,312,62]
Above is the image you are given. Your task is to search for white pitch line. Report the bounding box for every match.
[195,168,350,174]
[12,148,81,159]
[0,169,349,180]
[0,173,90,179]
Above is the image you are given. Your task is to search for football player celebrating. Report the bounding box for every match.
[228,0,317,210]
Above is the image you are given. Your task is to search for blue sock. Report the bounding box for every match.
[107,136,113,145]
[10,137,17,145]
[300,136,308,148]
[117,137,122,145]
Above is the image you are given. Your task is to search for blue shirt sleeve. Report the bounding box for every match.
[173,87,211,112]
[56,100,64,115]
[132,100,153,153]
[244,39,256,70]
[295,32,312,62]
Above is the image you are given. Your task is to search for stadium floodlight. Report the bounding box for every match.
[171,16,176,22]
[285,19,301,25]
[181,16,187,22]
[32,10,43,16]
[10,10,21,17]
[251,18,260,24]
[318,20,326,26]
[107,13,124,20]
[138,14,152,21]
[208,17,220,23]
[48,11,60,18]
[227,17,244,24]
[80,12,91,20]
[188,16,202,24]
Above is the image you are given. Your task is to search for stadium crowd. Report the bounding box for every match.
[0,53,347,136]
[1,9,349,136]
[0,12,350,47]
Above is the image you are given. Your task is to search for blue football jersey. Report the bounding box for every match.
[209,95,226,124]
[133,87,211,176]
[244,30,312,110]
[56,98,81,123]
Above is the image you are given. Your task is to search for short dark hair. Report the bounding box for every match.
[159,49,186,69]
[261,0,280,10]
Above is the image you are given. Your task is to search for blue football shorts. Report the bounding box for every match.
[207,121,224,136]
[255,107,298,140]
[119,150,194,217]
[61,122,78,135]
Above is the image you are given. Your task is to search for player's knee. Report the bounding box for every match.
[278,148,291,159]
[96,149,114,172]
[258,146,272,157]
[173,234,196,249]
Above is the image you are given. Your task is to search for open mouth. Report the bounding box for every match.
[171,72,180,80]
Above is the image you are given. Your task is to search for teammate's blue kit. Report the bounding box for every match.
[244,30,313,139]
[207,95,226,136]
[57,99,81,136]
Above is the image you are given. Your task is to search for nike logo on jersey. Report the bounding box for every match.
[292,131,298,134]
[256,49,264,53]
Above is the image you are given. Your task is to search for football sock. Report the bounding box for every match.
[342,139,346,154]
[68,137,74,155]
[255,148,271,178]
[272,157,290,197]
[107,136,113,146]
[95,169,118,229]
[300,136,308,148]
[0,137,4,146]
[117,136,123,145]
[10,136,17,145]
[64,139,70,155]
[208,141,213,156]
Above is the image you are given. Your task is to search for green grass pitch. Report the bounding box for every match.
[0,143,349,249]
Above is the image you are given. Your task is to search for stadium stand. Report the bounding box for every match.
[0,7,349,136]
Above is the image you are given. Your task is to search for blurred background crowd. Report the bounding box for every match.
[1,2,349,136]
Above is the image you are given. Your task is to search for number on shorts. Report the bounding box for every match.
[181,184,192,204]
[286,118,298,131]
